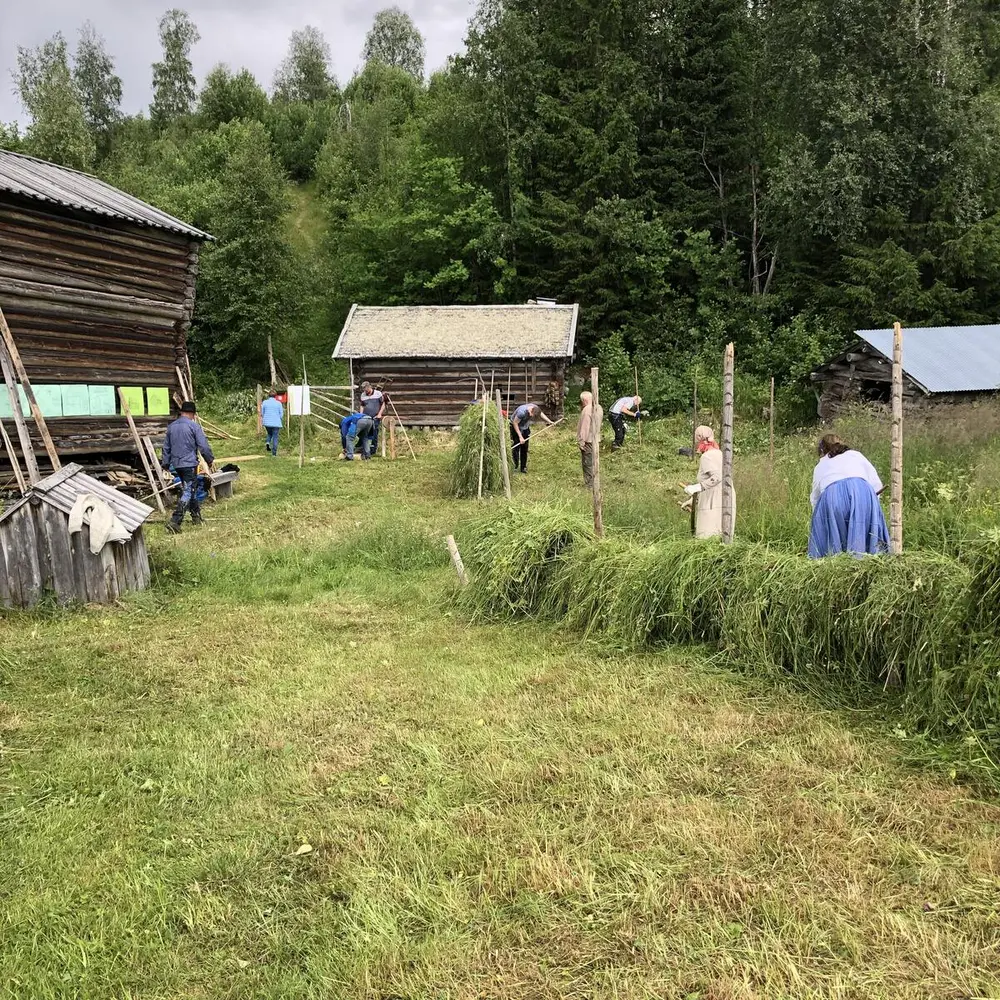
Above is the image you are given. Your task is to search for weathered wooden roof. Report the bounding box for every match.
[333,304,579,360]
[0,149,211,240]
[855,325,1000,394]
[0,463,153,534]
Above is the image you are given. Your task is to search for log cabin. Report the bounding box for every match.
[0,149,211,467]
[811,324,1000,420]
[332,303,579,427]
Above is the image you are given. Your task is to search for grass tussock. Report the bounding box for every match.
[460,506,1000,742]
[450,400,509,499]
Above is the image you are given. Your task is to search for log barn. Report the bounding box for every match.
[332,303,579,427]
[811,324,1000,420]
[0,149,211,465]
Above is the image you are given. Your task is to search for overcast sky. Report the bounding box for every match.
[0,0,475,125]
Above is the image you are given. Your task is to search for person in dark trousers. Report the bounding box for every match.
[509,402,554,473]
[161,401,214,534]
[608,394,642,450]
[359,381,386,455]
[260,390,284,457]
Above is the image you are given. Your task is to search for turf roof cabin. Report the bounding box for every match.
[0,149,211,467]
[333,303,579,427]
[811,324,1000,421]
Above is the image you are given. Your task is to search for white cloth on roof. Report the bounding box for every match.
[810,451,883,508]
[68,493,131,553]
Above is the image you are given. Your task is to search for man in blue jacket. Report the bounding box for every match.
[161,401,215,534]
[261,390,284,457]
[339,412,374,461]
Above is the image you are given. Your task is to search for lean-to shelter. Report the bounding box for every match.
[0,149,211,466]
[332,303,579,427]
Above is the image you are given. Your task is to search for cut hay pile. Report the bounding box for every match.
[458,505,1000,742]
[450,399,509,499]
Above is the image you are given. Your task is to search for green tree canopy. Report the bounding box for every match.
[273,27,335,103]
[363,6,426,79]
[150,8,200,127]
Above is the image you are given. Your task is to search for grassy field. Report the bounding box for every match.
[1,415,999,999]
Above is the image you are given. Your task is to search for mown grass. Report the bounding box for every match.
[1,415,999,999]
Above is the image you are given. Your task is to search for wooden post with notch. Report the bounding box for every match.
[769,376,775,463]
[389,417,397,460]
[495,388,511,500]
[890,322,904,555]
[0,303,60,471]
[590,366,604,539]
[477,392,489,500]
[721,343,735,544]
[0,350,40,484]
[118,388,166,514]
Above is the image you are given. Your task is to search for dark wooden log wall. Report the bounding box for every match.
[353,357,568,427]
[0,194,201,459]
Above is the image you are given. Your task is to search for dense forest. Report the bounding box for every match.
[4,1,1000,410]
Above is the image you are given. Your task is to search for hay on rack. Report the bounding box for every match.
[450,400,509,499]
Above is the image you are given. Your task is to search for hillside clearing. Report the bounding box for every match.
[0,427,998,1000]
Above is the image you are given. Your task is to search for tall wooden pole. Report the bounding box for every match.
[692,375,698,461]
[634,366,642,446]
[495,388,511,500]
[721,343,735,544]
[477,391,489,500]
[0,350,40,484]
[267,336,277,387]
[298,356,307,469]
[890,322,904,555]
[0,419,26,492]
[590,366,604,539]
[769,376,775,463]
[256,384,263,436]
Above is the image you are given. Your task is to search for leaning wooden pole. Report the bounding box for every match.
[0,419,26,492]
[769,376,776,463]
[0,350,40,484]
[495,389,512,500]
[721,343,735,544]
[476,391,489,500]
[890,322,904,555]
[692,375,698,462]
[118,388,166,514]
[446,535,469,586]
[590,366,604,539]
[387,395,416,460]
[634,366,642,446]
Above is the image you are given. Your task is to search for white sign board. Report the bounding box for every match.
[288,385,311,416]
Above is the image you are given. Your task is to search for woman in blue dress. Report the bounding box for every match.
[808,434,890,558]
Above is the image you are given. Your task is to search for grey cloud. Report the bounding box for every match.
[0,0,474,124]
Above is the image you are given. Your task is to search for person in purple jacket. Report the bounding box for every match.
[161,401,214,534]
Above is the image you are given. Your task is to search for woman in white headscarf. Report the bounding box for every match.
[683,425,732,539]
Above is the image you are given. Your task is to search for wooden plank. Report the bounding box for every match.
[721,343,735,544]
[118,389,166,514]
[0,303,61,469]
[0,419,26,492]
[39,503,76,604]
[67,519,90,601]
[591,367,604,539]
[10,506,42,607]
[495,389,511,500]
[0,347,41,483]
[891,323,904,555]
[0,527,11,608]
[133,533,151,590]
[77,527,110,603]
[101,544,121,602]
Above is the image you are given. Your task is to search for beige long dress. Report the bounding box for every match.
[695,447,735,538]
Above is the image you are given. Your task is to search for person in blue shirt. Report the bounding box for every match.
[509,402,554,473]
[161,401,215,534]
[261,390,284,457]
[339,412,375,461]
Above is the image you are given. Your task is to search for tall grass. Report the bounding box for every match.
[450,400,508,498]
[459,505,1000,743]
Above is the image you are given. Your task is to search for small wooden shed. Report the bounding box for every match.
[811,324,1000,420]
[332,303,579,427]
[0,462,152,608]
[0,149,211,464]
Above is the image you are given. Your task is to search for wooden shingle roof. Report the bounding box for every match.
[333,304,579,360]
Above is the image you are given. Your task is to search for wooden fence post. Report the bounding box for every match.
[256,384,263,436]
[891,322,904,554]
[495,388,511,500]
[769,376,775,463]
[446,535,469,586]
[477,391,489,500]
[721,343,735,544]
[692,375,698,462]
[591,366,604,539]
[298,357,307,470]
[634,365,642,446]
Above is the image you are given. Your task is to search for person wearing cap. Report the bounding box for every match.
[161,400,215,534]
[359,381,386,455]
[260,389,284,457]
[608,395,642,451]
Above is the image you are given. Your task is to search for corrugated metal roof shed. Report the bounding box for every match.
[333,304,579,360]
[0,149,211,240]
[0,463,153,534]
[857,325,1000,394]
